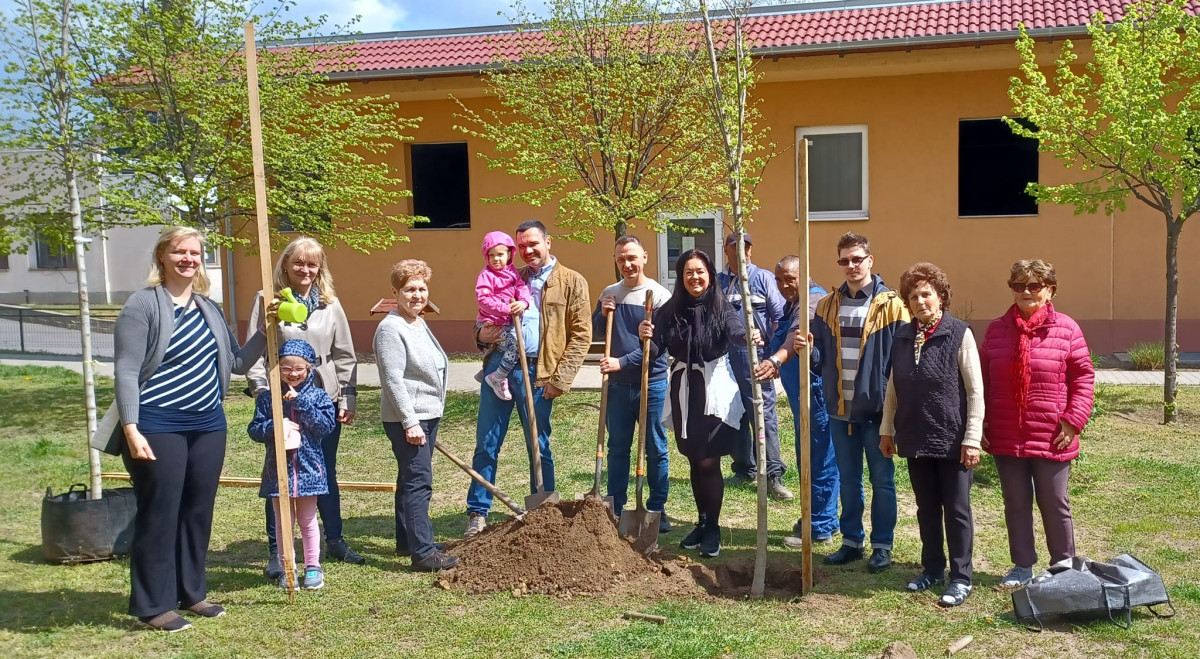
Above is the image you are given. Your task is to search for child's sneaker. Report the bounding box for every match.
[474,368,485,383]
[302,565,324,590]
[484,371,512,401]
[277,569,298,590]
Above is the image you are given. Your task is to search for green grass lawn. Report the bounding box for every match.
[1,365,1198,657]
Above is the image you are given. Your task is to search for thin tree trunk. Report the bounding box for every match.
[1163,216,1180,424]
[69,171,101,499]
[733,232,768,599]
[53,0,101,498]
[697,0,767,599]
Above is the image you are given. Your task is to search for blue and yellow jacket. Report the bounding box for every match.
[812,274,910,421]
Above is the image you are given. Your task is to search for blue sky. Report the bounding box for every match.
[292,0,552,34]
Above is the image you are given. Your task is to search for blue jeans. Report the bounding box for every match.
[829,417,896,549]
[466,351,555,515]
[605,379,669,513]
[728,346,786,479]
[779,362,840,539]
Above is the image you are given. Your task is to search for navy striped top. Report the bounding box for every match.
[137,303,225,434]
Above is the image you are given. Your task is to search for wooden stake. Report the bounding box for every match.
[244,22,296,601]
[622,611,667,624]
[797,138,813,596]
[947,635,974,656]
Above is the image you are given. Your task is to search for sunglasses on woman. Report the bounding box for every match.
[1009,281,1045,294]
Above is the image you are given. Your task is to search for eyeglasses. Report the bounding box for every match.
[837,255,869,267]
[280,367,309,375]
[1009,281,1045,294]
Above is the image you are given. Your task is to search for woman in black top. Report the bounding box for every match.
[639,249,751,558]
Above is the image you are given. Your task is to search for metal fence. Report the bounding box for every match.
[0,306,115,358]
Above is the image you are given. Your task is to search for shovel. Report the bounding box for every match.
[618,291,660,553]
[434,442,526,521]
[513,309,561,510]
[577,310,616,514]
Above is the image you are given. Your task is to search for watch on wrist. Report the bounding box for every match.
[768,356,782,369]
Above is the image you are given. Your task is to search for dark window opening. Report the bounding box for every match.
[35,232,76,269]
[0,252,8,269]
[410,143,471,229]
[959,118,1039,217]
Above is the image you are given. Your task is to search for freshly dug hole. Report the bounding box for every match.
[439,498,696,597]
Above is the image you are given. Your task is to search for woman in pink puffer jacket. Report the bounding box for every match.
[979,259,1094,588]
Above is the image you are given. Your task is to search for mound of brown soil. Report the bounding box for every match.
[439,498,695,597]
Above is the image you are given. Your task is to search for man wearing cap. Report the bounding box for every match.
[718,231,792,501]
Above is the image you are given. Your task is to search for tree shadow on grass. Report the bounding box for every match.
[0,589,131,632]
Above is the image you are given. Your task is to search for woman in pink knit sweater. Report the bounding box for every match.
[979,259,1095,588]
[475,231,534,402]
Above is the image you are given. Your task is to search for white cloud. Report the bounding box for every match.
[292,0,408,32]
[288,0,551,33]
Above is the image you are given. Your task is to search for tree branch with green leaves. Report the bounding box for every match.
[1007,0,1200,422]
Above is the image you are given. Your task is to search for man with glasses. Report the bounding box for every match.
[798,232,909,573]
[718,231,792,501]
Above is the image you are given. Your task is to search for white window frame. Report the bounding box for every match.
[796,125,869,221]
[656,211,724,289]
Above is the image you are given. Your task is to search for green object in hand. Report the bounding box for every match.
[277,288,309,324]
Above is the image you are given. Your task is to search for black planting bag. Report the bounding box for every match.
[40,484,137,564]
[1012,555,1176,631]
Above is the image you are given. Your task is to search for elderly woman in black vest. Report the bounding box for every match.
[880,262,983,608]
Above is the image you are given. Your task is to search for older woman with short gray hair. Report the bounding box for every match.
[375,259,457,571]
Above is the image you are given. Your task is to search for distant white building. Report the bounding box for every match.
[0,150,225,306]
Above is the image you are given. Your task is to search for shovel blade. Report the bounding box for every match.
[578,491,617,516]
[524,490,561,510]
[618,509,660,554]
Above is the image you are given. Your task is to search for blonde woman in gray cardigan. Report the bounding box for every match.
[246,237,363,574]
[374,259,458,571]
[115,227,266,632]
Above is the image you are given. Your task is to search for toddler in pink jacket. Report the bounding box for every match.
[476,231,534,401]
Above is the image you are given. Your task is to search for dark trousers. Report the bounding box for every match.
[729,347,785,479]
[266,421,343,553]
[386,419,439,560]
[907,456,974,585]
[995,455,1075,567]
[122,429,226,618]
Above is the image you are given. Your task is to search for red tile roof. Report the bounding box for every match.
[311,0,1198,78]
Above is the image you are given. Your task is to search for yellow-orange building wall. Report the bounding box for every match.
[228,41,1199,355]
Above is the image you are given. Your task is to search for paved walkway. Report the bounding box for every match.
[4,354,1198,390]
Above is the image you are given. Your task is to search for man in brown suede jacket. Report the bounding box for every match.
[464,220,592,536]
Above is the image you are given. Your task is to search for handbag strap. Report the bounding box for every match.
[1147,600,1177,619]
[1019,587,1044,632]
[1102,583,1132,630]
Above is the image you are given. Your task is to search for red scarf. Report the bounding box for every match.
[1011,303,1051,426]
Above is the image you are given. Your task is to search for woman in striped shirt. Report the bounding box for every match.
[114,227,266,632]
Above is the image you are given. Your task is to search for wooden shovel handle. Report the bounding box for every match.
[634,291,653,479]
[512,306,543,493]
[435,442,526,517]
